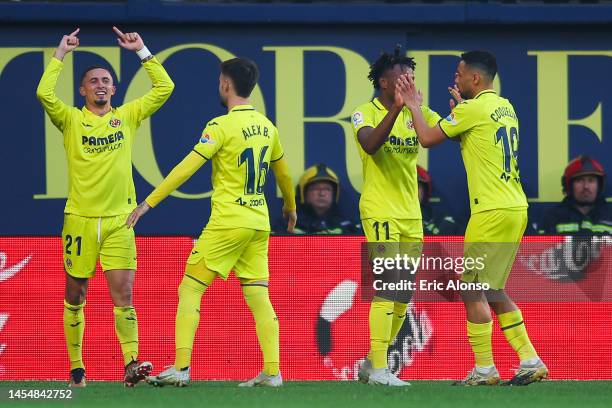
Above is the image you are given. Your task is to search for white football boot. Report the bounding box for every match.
[238,371,283,387]
[146,366,191,387]
[367,368,411,386]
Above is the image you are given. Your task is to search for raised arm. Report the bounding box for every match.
[271,157,297,233]
[356,89,405,155]
[36,28,80,131]
[126,151,206,228]
[114,26,175,123]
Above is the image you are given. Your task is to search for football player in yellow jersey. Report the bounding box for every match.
[126,58,296,388]
[351,47,442,386]
[36,27,174,387]
[398,51,547,386]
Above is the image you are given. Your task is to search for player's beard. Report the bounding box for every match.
[94,98,109,107]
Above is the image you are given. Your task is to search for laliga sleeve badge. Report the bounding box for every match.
[200,133,215,144]
[65,258,73,269]
[444,112,457,125]
[352,111,364,128]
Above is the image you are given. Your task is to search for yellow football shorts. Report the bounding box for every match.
[363,218,423,302]
[462,208,527,289]
[187,227,269,281]
[62,213,136,278]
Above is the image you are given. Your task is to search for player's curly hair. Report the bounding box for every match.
[368,45,416,90]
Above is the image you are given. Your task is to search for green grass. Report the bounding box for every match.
[1,381,611,408]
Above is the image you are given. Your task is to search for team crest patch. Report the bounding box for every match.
[352,111,364,127]
[444,112,457,125]
[406,120,414,129]
[109,118,121,128]
[200,133,215,144]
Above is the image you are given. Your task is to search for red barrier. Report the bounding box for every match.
[1,236,611,380]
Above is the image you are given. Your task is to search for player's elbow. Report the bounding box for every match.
[360,142,378,155]
[419,138,435,148]
[35,84,47,101]
[162,79,175,96]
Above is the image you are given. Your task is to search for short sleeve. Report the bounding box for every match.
[193,120,224,159]
[422,105,442,127]
[351,107,375,134]
[438,101,476,138]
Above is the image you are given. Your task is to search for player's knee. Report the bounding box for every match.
[111,286,133,307]
[65,281,87,305]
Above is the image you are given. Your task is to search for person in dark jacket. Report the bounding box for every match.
[540,156,612,235]
[274,164,361,235]
[417,165,463,236]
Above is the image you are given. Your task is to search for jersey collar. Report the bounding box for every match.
[371,98,386,111]
[82,106,114,118]
[474,89,496,99]
[230,104,255,112]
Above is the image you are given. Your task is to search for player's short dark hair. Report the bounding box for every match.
[368,45,416,90]
[220,57,259,98]
[80,66,114,85]
[461,51,497,81]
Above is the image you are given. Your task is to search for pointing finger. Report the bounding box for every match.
[69,28,80,37]
[112,26,125,37]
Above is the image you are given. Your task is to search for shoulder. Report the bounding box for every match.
[202,115,229,135]
[352,101,377,128]
[419,104,440,116]
[353,101,378,117]
[257,111,278,129]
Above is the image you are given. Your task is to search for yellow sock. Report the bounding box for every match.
[498,310,538,362]
[368,297,394,369]
[389,302,408,345]
[467,320,494,368]
[113,306,138,366]
[242,283,279,376]
[174,275,207,369]
[63,300,85,370]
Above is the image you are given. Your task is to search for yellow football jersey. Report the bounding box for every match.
[36,57,174,217]
[193,105,283,231]
[352,98,441,220]
[439,90,528,214]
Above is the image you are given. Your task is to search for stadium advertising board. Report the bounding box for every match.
[1,236,611,381]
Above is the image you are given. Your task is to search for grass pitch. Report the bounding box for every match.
[1,381,610,408]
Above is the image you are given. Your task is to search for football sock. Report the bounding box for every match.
[389,302,408,344]
[113,306,139,366]
[242,283,279,376]
[467,320,494,368]
[63,300,85,370]
[498,309,538,363]
[368,297,394,369]
[175,275,207,369]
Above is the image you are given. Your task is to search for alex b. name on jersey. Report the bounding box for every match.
[242,124,270,140]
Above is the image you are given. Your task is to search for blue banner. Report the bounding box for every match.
[1,24,610,235]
